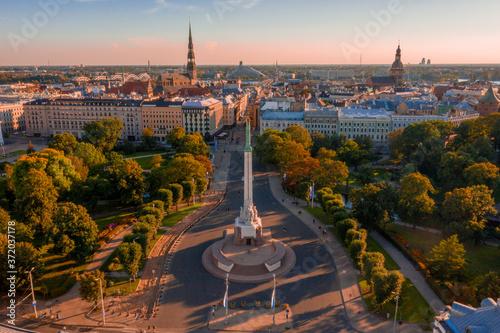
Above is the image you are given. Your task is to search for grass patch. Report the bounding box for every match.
[94,211,136,232]
[133,156,154,169]
[118,150,163,158]
[372,169,390,180]
[387,223,500,277]
[9,150,27,155]
[162,203,203,227]
[375,158,401,166]
[106,276,140,296]
[365,235,400,271]
[359,277,434,324]
[35,245,90,299]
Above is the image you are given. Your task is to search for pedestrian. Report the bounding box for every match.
[319,226,321,230]
[148,325,151,332]
[153,325,156,333]
[313,219,315,223]
[282,198,284,203]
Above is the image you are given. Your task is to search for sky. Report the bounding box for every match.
[0,0,499,66]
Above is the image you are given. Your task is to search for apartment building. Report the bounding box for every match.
[141,98,183,141]
[0,102,26,133]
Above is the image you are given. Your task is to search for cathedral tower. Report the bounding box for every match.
[390,42,404,86]
[186,20,197,84]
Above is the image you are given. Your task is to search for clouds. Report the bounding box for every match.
[144,0,197,14]
[206,13,213,24]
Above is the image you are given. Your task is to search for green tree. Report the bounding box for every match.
[463,162,500,189]
[442,185,495,244]
[49,133,79,155]
[316,147,337,161]
[285,125,312,150]
[69,175,113,211]
[355,166,375,185]
[351,182,398,231]
[166,127,185,149]
[181,180,195,206]
[337,140,368,170]
[83,118,124,152]
[345,228,367,246]
[475,271,500,301]
[372,270,404,308]
[163,154,206,185]
[254,129,290,165]
[398,172,435,228]
[79,270,107,304]
[316,187,333,208]
[72,142,107,172]
[14,169,58,233]
[109,159,146,206]
[52,203,99,262]
[116,242,142,279]
[157,189,173,212]
[177,133,209,156]
[336,219,358,243]
[348,239,367,269]
[361,252,386,286]
[168,184,183,211]
[310,132,331,156]
[195,178,209,200]
[438,151,474,188]
[428,235,466,279]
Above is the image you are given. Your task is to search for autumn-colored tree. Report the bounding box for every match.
[275,140,310,171]
[398,172,435,228]
[83,118,124,152]
[442,185,495,244]
[387,128,404,160]
[148,155,164,170]
[141,126,157,150]
[79,270,108,304]
[285,125,312,150]
[26,141,36,154]
[316,147,337,161]
[463,162,500,189]
[428,235,466,279]
[284,157,319,187]
[312,158,348,189]
[195,154,214,175]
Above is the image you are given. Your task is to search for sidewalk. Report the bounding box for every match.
[369,232,445,314]
[266,169,423,333]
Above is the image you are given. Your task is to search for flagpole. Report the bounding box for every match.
[225,273,229,325]
[272,274,276,326]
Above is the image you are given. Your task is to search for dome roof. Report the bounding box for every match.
[479,86,500,103]
[227,61,266,79]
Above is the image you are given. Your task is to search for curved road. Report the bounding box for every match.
[151,149,350,332]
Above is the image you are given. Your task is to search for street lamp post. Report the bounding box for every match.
[392,292,399,333]
[25,267,37,318]
[95,278,105,325]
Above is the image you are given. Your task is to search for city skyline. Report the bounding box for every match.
[1,0,500,66]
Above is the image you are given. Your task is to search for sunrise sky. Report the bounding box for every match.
[1,0,499,66]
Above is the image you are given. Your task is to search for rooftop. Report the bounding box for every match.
[479,86,500,103]
[260,110,304,121]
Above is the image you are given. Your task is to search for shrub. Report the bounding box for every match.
[345,228,367,246]
[331,210,350,225]
[348,239,367,269]
[157,188,173,211]
[138,214,157,227]
[149,200,164,213]
[336,218,358,243]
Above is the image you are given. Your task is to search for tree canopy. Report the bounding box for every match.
[83,118,124,152]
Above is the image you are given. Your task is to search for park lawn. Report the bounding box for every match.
[133,156,154,169]
[10,150,27,155]
[35,245,91,299]
[359,277,434,324]
[372,169,390,180]
[387,224,442,257]
[365,235,400,271]
[106,276,140,297]
[162,203,203,227]
[94,211,136,231]
[387,224,500,277]
[118,151,162,158]
[305,206,331,224]
[375,158,401,166]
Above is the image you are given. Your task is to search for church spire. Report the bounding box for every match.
[186,18,197,82]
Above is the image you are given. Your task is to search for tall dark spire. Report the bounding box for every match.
[186,18,197,82]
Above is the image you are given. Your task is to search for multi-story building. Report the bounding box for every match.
[259,111,304,134]
[0,102,26,133]
[303,108,338,136]
[24,98,143,140]
[0,121,4,145]
[218,96,236,128]
[246,100,260,129]
[182,98,223,139]
[141,98,184,141]
[338,108,392,145]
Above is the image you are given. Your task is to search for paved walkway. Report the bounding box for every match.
[369,232,445,314]
[266,169,423,333]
